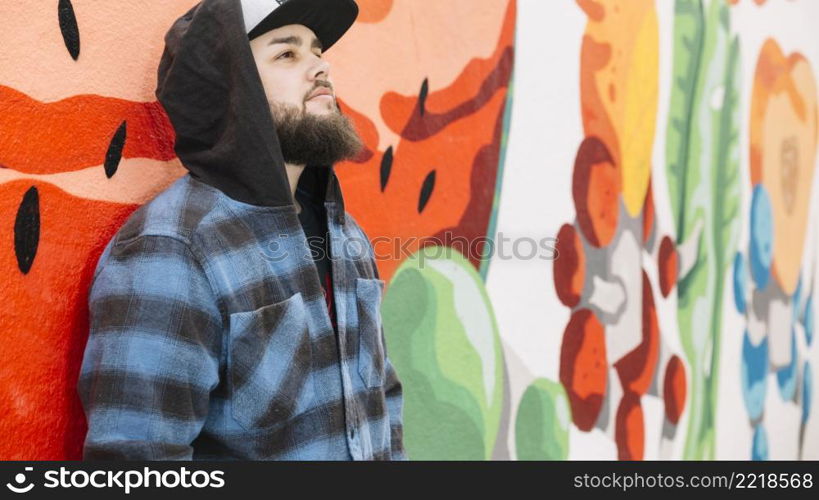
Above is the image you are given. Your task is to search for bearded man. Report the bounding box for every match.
[77,0,406,461]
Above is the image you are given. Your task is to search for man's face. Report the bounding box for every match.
[248,23,362,166]
[250,24,336,116]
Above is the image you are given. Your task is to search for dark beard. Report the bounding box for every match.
[269,100,363,167]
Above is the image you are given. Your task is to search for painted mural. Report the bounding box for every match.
[734,37,817,460]
[664,0,743,460]
[0,0,817,460]
[551,0,674,461]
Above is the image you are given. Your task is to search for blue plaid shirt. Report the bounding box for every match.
[78,174,406,460]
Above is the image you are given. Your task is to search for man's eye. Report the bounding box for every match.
[277,51,295,60]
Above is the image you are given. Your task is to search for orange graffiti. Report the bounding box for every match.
[749,39,818,294]
[336,0,516,280]
[578,0,659,217]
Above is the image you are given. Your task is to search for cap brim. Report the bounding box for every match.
[247,0,358,51]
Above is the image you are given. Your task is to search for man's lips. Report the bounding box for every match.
[307,88,334,101]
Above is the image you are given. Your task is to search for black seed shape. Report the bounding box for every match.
[380,146,393,192]
[105,121,127,178]
[419,78,429,117]
[418,170,436,214]
[58,0,80,61]
[14,187,40,275]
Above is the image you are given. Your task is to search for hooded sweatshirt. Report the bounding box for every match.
[77,0,405,460]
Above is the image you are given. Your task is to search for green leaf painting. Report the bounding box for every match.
[515,378,571,460]
[381,247,506,460]
[665,0,742,459]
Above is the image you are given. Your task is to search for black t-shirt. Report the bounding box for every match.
[295,185,337,332]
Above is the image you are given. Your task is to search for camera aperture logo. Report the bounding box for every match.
[7,466,225,494]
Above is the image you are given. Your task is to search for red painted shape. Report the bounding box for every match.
[642,177,655,246]
[338,98,378,164]
[658,236,679,298]
[0,181,138,459]
[573,136,621,248]
[560,308,608,432]
[0,85,176,174]
[663,355,687,425]
[614,271,660,396]
[616,393,645,460]
[554,223,586,308]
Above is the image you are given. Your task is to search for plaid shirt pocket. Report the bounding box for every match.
[355,278,387,389]
[227,292,315,431]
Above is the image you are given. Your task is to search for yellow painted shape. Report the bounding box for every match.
[581,0,659,217]
[761,58,818,294]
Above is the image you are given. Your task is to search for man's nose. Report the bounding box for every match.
[309,55,331,81]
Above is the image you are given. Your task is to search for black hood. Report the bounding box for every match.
[155,0,347,224]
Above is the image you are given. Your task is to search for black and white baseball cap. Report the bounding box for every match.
[242,0,359,50]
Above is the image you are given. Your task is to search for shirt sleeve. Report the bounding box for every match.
[77,235,223,460]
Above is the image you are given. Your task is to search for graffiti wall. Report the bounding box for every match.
[0,0,816,460]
